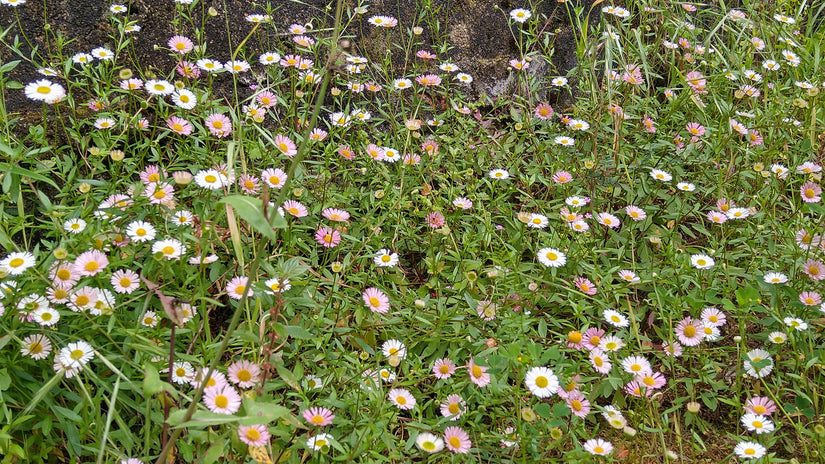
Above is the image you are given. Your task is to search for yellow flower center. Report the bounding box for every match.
[471,365,482,378]
[9,258,24,268]
[535,376,548,388]
[162,246,175,255]
[684,326,696,337]
[237,369,252,382]
[246,429,261,440]
[369,297,380,307]
[234,285,245,295]
[76,295,90,306]
[173,123,184,132]
[448,437,461,448]
[546,252,558,260]
[754,405,766,414]
[448,403,460,414]
[571,400,582,411]
[144,317,154,325]
[214,395,229,409]
[395,396,407,405]
[120,278,132,288]
[212,121,223,129]
[439,365,450,374]
[57,269,71,280]
[30,342,43,353]
[70,349,84,360]
[54,288,68,299]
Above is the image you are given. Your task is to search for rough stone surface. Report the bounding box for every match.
[0,0,597,126]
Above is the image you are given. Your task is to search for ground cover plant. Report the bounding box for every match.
[1,0,825,462]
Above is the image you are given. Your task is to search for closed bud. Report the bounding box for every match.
[208,6,218,16]
[172,171,193,185]
[412,26,423,35]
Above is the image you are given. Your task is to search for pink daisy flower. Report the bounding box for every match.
[625,205,646,221]
[534,103,554,120]
[303,406,335,426]
[552,171,573,184]
[803,259,825,281]
[582,327,605,351]
[176,61,201,78]
[801,182,822,203]
[274,134,297,157]
[74,250,109,277]
[663,341,683,357]
[589,349,612,374]
[283,200,308,217]
[566,391,591,418]
[238,175,260,194]
[685,122,705,137]
[322,208,350,222]
[467,358,491,387]
[443,426,471,454]
[238,424,269,447]
[167,116,193,135]
[226,276,251,300]
[168,35,194,54]
[145,182,174,204]
[227,360,261,388]
[642,115,656,133]
[745,397,777,416]
[261,168,287,189]
[596,212,621,228]
[635,371,667,390]
[574,277,597,295]
[700,307,727,327]
[624,380,650,397]
[707,211,728,224]
[421,139,439,154]
[111,269,140,294]
[440,394,466,420]
[309,128,327,141]
[416,74,442,86]
[256,91,277,108]
[315,227,341,248]
[203,384,242,414]
[388,388,416,410]
[204,113,232,138]
[426,211,445,228]
[675,317,704,346]
[799,291,821,306]
[337,145,355,160]
[432,358,457,379]
[362,287,390,314]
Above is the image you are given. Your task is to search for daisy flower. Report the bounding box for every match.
[152,238,186,259]
[264,277,291,294]
[566,391,591,418]
[24,79,66,103]
[590,349,612,374]
[226,276,252,300]
[32,306,59,326]
[443,427,471,454]
[618,270,640,282]
[204,113,232,138]
[59,340,95,369]
[537,248,566,267]
[74,250,108,276]
[621,356,652,376]
[439,394,466,420]
[575,277,597,295]
[734,441,766,460]
[306,433,333,451]
[280,200,306,218]
[388,388,416,410]
[381,339,406,359]
[140,311,159,328]
[489,169,509,179]
[510,8,531,22]
[21,334,52,360]
[63,218,86,234]
[374,249,399,267]
[744,349,773,378]
[649,169,672,181]
[468,359,491,387]
[452,197,473,210]
[203,384,242,414]
[524,366,559,398]
[145,79,175,96]
[170,361,194,384]
[803,259,825,281]
[171,89,197,110]
[126,220,156,242]
[745,397,777,416]
[700,307,726,327]
[603,309,628,328]
[583,438,613,456]
[675,317,704,346]
[416,433,444,453]
[315,227,341,248]
[261,168,287,189]
[690,254,714,269]
[238,424,270,447]
[432,358,457,379]
[363,287,390,314]
[741,413,774,434]
[303,406,335,426]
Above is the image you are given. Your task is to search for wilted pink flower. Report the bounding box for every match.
[426,211,445,228]
[176,61,200,79]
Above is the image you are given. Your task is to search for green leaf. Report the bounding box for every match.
[168,409,239,428]
[240,398,291,426]
[0,369,10,391]
[534,402,551,419]
[142,363,166,396]
[219,195,286,240]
